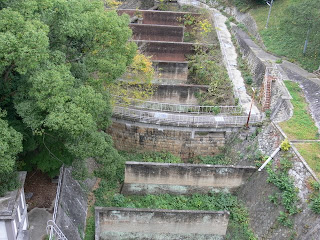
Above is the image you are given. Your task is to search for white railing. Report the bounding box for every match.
[46,220,68,240]
[47,166,67,240]
[114,98,242,115]
[112,106,262,127]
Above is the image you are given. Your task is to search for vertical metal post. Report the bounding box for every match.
[246,88,255,128]
[265,0,274,29]
[303,28,311,55]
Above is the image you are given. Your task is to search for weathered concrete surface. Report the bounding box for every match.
[95,207,229,240]
[178,0,259,115]
[55,167,96,240]
[135,40,195,62]
[28,208,52,240]
[235,122,320,239]
[118,9,201,26]
[122,162,256,195]
[130,24,184,42]
[153,61,189,83]
[107,121,227,159]
[151,84,207,104]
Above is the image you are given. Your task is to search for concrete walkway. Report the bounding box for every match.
[178,0,260,115]
[28,208,52,240]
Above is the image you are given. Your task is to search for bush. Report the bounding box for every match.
[281,139,291,151]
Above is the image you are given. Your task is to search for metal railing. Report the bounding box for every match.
[46,220,68,240]
[114,97,242,115]
[113,106,262,127]
[47,166,68,240]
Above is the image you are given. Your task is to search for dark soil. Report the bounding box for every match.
[24,170,57,211]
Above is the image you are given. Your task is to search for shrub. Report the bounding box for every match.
[281,139,291,151]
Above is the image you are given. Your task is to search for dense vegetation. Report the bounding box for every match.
[0,0,136,194]
[225,0,320,71]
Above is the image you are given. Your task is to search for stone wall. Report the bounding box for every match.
[135,40,195,61]
[107,121,229,159]
[151,84,208,104]
[118,9,201,26]
[130,24,184,42]
[95,207,229,240]
[153,61,189,83]
[231,26,271,86]
[238,122,320,239]
[122,161,256,195]
[55,167,96,240]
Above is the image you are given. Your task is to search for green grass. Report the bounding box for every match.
[295,143,320,178]
[249,0,320,72]
[279,81,319,140]
[93,180,257,240]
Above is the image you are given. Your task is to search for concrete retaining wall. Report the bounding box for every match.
[135,40,195,61]
[130,24,184,42]
[55,167,96,240]
[231,26,270,86]
[118,9,201,26]
[95,207,229,240]
[122,161,256,195]
[107,121,229,159]
[151,84,207,104]
[153,60,189,82]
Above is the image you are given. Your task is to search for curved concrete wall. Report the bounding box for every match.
[95,207,229,240]
[151,84,208,104]
[107,121,229,159]
[122,161,256,195]
[130,24,184,42]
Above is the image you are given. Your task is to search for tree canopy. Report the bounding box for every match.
[0,0,136,190]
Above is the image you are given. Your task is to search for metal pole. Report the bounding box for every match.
[303,27,311,55]
[246,88,255,128]
[265,0,274,29]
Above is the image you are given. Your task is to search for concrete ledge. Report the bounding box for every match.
[122,161,256,195]
[118,9,201,26]
[130,24,184,42]
[95,207,229,240]
[151,84,208,104]
[135,40,196,61]
[153,61,189,82]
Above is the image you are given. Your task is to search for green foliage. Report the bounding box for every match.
[195,154,232,165]
[309,179,320,214]
[266,155,299,226]
[280,139,291,151]
[84,211,95,240]
[0,0,136,178]
[277,211,293,228]
[279,81,319,140]
[249,0,320,71]
[119,151,182,163]
[94,186,256,239]
[310,193,320,214]
[0,110,23,196]
[188,46,234,105]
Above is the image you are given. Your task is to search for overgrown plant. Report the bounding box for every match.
[188,46,234,105]
[266,155,299,227]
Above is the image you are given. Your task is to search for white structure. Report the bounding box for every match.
[0,172,29,240]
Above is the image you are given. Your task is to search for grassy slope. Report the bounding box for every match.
[249,0,320,72]
[295,143,320,177]
[279,81,319,140]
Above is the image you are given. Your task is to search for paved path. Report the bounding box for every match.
[28,208,52,240]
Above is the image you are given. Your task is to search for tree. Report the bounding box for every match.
[281,0,320,54]
[0,110,23,196]
[0,0,136,183]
